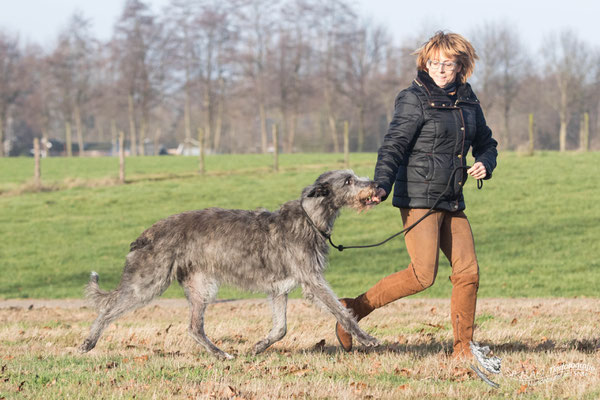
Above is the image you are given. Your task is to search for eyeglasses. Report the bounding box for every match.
[427,60,457,71]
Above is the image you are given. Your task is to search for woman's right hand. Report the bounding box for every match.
[372,187,387,204]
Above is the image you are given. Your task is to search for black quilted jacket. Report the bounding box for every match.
[374,70,498,212]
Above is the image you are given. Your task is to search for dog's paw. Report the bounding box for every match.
[356,334,380,348]
[215,351,235,360]
[251,339,272,355]
[78,340,95,354]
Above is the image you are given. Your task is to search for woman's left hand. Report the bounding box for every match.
[467,162,487,180]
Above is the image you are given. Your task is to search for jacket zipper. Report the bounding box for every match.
[416,83,473,210]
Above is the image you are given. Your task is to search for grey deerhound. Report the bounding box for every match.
[79,170,384,359]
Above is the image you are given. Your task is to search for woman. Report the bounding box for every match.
[335,31,498,359]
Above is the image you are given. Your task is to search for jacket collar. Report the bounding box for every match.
[414,70,479,105]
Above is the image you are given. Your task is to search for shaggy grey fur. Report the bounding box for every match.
[79,170,381,359]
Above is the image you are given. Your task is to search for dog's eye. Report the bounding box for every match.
[344,176,353,186]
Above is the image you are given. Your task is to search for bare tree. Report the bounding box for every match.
[339,20,387,152]
[163,0,235,153]
[69,13,94,156]
[236,0,278,153]
[542,30,591,151]
[196,1,236,153]
[310,1,356,152]
[16,45,51,155]
[8,0,600,155]
[274,1,311,153]
[471,22,527,149]
[163,0,198,150]
[0,31,24,157]
[48,36,74,156]
[591,53,600,149]
[113,0,162,156]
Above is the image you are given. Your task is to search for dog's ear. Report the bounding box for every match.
[305,182,331,198]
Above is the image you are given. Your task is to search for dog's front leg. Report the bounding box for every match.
[252,293,288,355]
[302,278,379,348]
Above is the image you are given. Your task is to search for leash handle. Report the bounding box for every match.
[329,165,482,252]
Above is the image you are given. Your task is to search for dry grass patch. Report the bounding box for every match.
[1,298,599,399]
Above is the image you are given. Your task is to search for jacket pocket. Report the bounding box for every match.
[425,154,434,181]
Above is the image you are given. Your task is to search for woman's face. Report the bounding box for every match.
[427,51,461,88]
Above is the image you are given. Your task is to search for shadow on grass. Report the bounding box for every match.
[490,338,600,354]
[301,337,600,357]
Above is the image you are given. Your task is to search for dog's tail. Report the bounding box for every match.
[85,271,117,311]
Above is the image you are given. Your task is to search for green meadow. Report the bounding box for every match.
[0,152,598,300]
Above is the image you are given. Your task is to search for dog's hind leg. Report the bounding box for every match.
[252,294,288,355]
[79,292,138,353]
[182,276,233,360]
[80,259,175,353]
[302,277,380,348]
[79,286,161,353]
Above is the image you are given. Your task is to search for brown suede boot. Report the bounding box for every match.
[335,295,374,351]
[450,273,479,359]
[335,265,425,351]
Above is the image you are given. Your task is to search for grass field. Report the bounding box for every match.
[0,297,598,399]
[0,152,599,300]
[1,152,599,399]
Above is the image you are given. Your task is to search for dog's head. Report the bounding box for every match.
[302,170,385,212]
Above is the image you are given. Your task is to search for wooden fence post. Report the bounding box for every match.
[343,121,349,168]
[273,124,279,172]
[119,131,125,184]
[528,113,534,156]
[198,127,205,175]
[33,138,41,187]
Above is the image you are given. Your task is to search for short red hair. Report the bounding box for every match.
[414,31,478,84]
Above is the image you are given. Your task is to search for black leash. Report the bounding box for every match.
[300,165,483,252]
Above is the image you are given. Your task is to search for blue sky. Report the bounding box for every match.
[0,0,597,53]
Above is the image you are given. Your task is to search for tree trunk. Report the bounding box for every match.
[344,120,349,168]
[97,122,105,144]
[74,105,84,157]
[0,109,7,157]
[139,118,147,156]
[41,130,49,158]
[328,114,339,153]
[287,112,297,153]
[154,127,160,156]
[528,113,535,156]
[259,102,268,153]
[281,108,289,153]
[203,86,212,152]
[503,102,511,150]
[559,112,568,152]
[580,112,589,152]
[272,124,279,172]
[128,94,137,156]
[111,120,118,156]
[213,78,224,153]
[357,105,365,152]
[34,138,41,187]
[0,119,4,157]
[65,120,73,157]
[197,127,205,175]
[558,80,568,152]
[325,85,340,153]
[184,85,192,153]
[119,131,125,184]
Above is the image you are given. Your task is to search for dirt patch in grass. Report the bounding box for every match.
[0,298,599,399]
